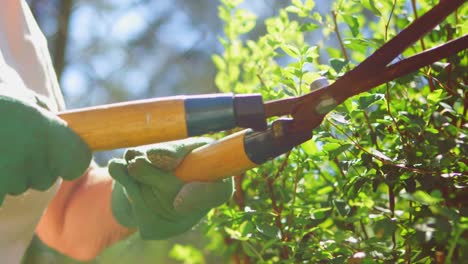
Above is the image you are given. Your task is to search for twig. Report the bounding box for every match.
[256,74,268,90]
[331,10,349,62]
[286,165,301,227]
[360,220,369,240]
[333,157,346,180]
[233,174,246,209]
[263,153,292,259]
[411,0,426,50]
[310,159,336,188]
[405,200,413,264]
[265,172,290,259]
[383,0,402,155]
[446,224,464,264]
[385,0,397,41]
[273,151,292,181]
[411,0,437,92]
[420,70,457,95]
[388,185,397,253]
[242,241,264,262]
[385,82,407,148]
[363,111,379,149]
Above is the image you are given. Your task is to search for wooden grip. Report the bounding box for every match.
[174,130,257,182]
[58,97,188,150]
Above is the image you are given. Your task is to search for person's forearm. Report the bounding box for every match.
[36,165,135,261]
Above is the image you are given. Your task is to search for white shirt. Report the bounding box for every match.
[0,1,65,262]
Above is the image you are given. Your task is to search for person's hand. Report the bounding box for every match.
[109,138,233,239]
[0,89,92,205]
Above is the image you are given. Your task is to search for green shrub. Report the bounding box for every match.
[199,0,467,263]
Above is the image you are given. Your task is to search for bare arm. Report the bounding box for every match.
[35,165,135,261]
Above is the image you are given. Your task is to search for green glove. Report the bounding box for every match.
[0,90,92,205]
[109,138,234,239]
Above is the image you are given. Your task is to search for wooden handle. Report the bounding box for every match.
[174,118,313,182]
[174,130,257,182]
[58,97,259,182]
[58,97,188,150]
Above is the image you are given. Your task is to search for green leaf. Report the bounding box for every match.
[285,6,301,14]
[430,205,461,221]
[310,207,332,219]
[427,89,444,104]
[342,14,359,37]
[304,46,319,63]
[304,0,315,10]
[401,190,443,205]
[324,143,352,160]
[281,44,300,58]
[299,22,319,32]
[329,113,349,124]
[241,242,260,258]
[235,9,257,34]
[425,127,439,134]
[330,58,347,73]
[240,221,255,239]
[362,0,382,17]
[312,11,322,23]
[170,244,205,264]
[224,221,255,241]
[212,54,226,70]
[221,0,244,9]
[374,218,397,238]
[317,185,334,195]
[301,140,319,155]
[323,142,341,152]
[333,200,351,217]
[302,71,321,84]
[357,93,385,109]
[439,102,456,114]
[256,223,281,239]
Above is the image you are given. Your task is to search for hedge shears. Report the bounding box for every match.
[58,0,467,182]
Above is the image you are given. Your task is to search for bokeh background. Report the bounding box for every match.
[22,0,335,262]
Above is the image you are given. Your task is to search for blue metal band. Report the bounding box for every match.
[184,94,236,136]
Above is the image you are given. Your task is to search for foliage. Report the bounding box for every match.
[201,0,468,263]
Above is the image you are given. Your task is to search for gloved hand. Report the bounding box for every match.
[0,90,92,205]
[109,138,234,239]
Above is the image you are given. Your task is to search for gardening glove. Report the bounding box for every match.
[0,89,92,206]
[109,138,234,239]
